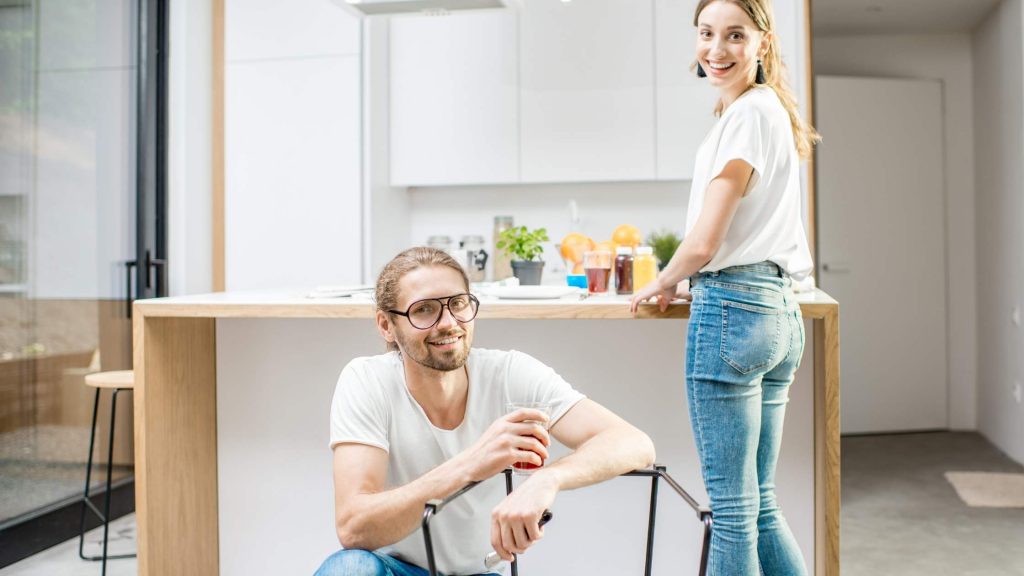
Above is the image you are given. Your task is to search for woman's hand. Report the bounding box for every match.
[630,280,678,314]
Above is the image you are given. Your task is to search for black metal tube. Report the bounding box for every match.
[422,505,438,576]
[643,465,663,576]
[699,512,713,576]
[421,467,712,576]
[78,388,101,561]
[100,389,120,576]
[503,468,517,576]
[624,468,707,517]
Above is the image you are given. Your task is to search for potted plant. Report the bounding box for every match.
[496,226,550,285]
[646,229,682,270]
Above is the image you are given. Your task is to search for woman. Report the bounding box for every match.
[629,1,819,574]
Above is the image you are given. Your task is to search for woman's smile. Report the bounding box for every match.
[705,59,737,76]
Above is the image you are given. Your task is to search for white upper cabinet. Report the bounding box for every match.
[655,0,719,180]
[388,0,805,186]
[390,12,520,186]
[519,0,656,183]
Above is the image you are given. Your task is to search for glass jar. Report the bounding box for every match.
[492,216,514,281]
[615,246,634,295]
[460,235,489,283]
[427,235,453,253]
[633,246,658,291]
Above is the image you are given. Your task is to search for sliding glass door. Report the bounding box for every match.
[0,0,166,564]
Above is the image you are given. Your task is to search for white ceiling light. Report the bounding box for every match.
[336,0,521,17]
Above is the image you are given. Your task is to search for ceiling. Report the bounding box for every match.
[812,0,1003,36]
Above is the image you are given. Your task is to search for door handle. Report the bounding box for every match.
[821,263,850,274]
[145,250,167,296]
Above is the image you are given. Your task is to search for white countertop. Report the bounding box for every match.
[134,288,838,320]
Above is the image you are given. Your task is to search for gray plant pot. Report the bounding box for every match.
[511,260,545,285]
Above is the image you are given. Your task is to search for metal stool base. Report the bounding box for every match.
[78,387,137,575]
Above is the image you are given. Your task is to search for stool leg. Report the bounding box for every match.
[99,388,121,576]
[97,387,120,569]
[503,470,518,576]
[79,388,101,561]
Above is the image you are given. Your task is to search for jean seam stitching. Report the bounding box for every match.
[689,294,717,575]
[704,280,779,296]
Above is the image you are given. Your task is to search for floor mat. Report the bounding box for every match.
[944,471,1024,508]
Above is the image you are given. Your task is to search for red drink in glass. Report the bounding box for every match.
[513,457,544,472]
[505,401,554,475]
[583,250,613,293]
[585,267,610,293]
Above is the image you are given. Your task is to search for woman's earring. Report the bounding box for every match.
[755,59,766,84]
[697,62,707,78]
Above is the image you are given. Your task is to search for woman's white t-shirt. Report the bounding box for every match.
[685,86,813,280]
[329,348,585,575]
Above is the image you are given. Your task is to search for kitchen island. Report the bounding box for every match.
[132,289,839,576]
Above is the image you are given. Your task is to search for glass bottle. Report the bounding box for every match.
[633,246,658,291]
[492,216,514,281]
[615,246,634,295]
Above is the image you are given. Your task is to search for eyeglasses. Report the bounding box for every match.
[388,293,480,330]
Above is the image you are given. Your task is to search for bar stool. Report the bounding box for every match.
[78,370,137,575]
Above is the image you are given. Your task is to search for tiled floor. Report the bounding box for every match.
[0,514,137,576]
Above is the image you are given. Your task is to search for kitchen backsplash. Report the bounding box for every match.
[408,180,690,283]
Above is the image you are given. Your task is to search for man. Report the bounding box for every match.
[314,247,655,576]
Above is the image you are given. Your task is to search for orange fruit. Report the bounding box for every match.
[612,224,642,248]
[560,233,594,274]
[594,240,617,255]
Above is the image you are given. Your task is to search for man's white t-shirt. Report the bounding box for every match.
[329,348,586,575]
[685,86,814,280]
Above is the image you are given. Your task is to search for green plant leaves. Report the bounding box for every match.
[497,226,549,261]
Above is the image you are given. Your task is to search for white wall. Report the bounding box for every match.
[169,0,213,297]
[223,0,363,291]
[406,181,689,283]
[364,20,412,282]
[972,0,1024,463]
[813,34,978,430]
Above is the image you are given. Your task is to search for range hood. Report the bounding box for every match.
[337,0,521,17]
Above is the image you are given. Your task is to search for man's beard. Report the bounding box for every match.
[395,328,471,372]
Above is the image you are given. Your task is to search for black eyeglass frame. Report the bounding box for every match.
[388,293,481,330]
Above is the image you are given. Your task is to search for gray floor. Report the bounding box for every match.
[0,425,131,522]
[841,431,1024,576]
[0,513,136,576]
[2,432,1022,575]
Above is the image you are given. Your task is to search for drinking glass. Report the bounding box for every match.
[583,250,613,293]
[505,401,554,475]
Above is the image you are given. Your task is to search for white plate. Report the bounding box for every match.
[480,286,578,300]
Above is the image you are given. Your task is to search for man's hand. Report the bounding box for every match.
[489,472,559,561]
[457,409,551,482]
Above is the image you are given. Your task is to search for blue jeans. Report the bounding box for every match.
[687,262,808,576]
[314,549,497,576]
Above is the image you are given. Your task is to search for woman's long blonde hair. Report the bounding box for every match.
[695,0,821,159]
